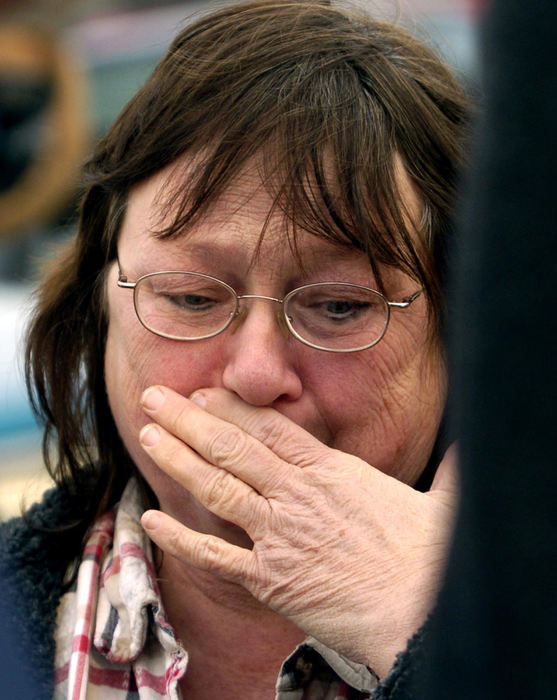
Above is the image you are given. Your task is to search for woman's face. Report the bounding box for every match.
[104,164,446,541]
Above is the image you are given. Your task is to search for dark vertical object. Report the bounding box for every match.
[418,0,557,697]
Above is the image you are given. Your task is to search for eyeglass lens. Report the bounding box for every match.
[135,273,237,340]
[286,283,388,350]
[134,272,389,350]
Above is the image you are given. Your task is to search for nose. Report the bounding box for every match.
[221,298,303,406]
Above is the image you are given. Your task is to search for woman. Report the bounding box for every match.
[0,1,468,698]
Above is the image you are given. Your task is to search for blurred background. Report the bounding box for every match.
[0,0,479,518]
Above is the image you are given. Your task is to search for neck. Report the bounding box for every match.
[158,556,305,700]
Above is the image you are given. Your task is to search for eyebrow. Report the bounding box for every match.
[140,233,370,281]
[139,239,248,272]
[186,236,362,262]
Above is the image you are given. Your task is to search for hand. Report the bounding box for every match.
[138,385,458,677]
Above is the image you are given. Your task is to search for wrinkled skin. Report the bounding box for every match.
[104,162,456,682]
[139,386,457,675]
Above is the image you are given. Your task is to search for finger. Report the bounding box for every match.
[139,422,267,531]
[189,386,330,468]
[141,386,296,497]
[141,509,255,584]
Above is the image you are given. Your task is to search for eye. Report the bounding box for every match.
[287,284,384,337]
[145,274,233,313]
[301,293,375,324]
[319,298,370,321]
[164,292,218,311]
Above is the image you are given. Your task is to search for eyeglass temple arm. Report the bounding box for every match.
[388,289,423,308]
[116,260,136,288]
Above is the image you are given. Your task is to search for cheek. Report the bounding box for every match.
[307,334,445,482]
[104,323,230,513]
[104,299,226,455]
[105,326,224,428]
[310,347,402,440]
[104,324,152,460]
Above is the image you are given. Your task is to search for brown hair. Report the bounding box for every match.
[25,0,469,526]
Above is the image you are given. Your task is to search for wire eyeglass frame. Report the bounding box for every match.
[117,264,423,353]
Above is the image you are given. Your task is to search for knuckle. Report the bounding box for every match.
[201,469,236,510]
[165,524,187,556]
[206,425,249,466]
[253,414,290,450]
[159,439,186,474]
[193,534,223,572]
[169,401,191,435]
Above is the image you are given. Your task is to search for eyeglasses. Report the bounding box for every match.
[117,267,423,353]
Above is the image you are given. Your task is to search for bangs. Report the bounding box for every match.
[90,0,466,327]
[150,63,429,296]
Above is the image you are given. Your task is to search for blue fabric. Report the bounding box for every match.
[0,487,89,698]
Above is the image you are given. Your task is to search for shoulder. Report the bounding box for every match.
[0,485,91,697]
[0,483,87,577]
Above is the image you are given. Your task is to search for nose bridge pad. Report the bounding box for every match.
[276,306,290,339]
[230,305,247,333]
[229,297,290,339]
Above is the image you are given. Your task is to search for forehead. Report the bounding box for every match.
[119,162,359,269]
[118,152,421,283]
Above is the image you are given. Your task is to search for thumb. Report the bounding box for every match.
[429,442,460,506]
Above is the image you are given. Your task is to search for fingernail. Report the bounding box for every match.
[142,510,161,530]
[190,391,207,409]
[140,424,161,447]
[142,386,165,411]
